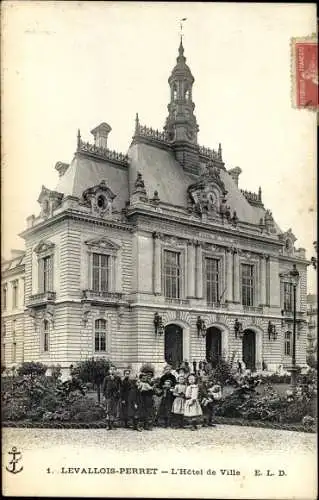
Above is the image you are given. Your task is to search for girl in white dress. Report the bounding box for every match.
[184,374,203,430]
[172,374,187,428]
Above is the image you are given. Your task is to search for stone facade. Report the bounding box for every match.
[1,40,310,376]
[306,294,317,358]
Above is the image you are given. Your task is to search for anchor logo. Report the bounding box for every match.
[6,446,23,474]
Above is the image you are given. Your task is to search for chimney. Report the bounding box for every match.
[228,167,242,187]
[55,162,70,177]
[90,122,112,149]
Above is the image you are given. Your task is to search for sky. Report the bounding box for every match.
[1,2,317,292]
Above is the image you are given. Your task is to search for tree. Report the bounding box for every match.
[72,358,111,402]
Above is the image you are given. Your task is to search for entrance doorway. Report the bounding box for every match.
[242,330,256,371]
[164,324,183,368]
[206,326,222,367]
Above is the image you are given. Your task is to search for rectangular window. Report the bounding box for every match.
[12,281,18,309]
[95,319,106,352]
[43,320,49,352]
[206,258,220,304]
[163,250,181,298]
[284,331,292,356]
[2,285,7,310]
[42,256,53,292]
[241,264,254,306]
[283,282,293,312]
[2,323,6,338]
[92,253,109,292]
[12,342,16,363]
[22,279,25,305]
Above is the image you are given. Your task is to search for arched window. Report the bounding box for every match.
[185,89,190,100]
[284,331,292,356]
[173,84,177,101]
[95,319,107,352]
[43,320,50,352]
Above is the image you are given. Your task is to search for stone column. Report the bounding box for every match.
[226,247,233,302]
[233,250,240,303]
[187,241,195,297]
[268,257,280,307]
[115,251,122,293]
[153,232,161,295]
[259,254,266,305]
[195,242,203,299]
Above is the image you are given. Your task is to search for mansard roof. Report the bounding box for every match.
[128,141,281,229]
[55,154,129,213]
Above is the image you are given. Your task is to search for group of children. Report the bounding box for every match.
[101,364,222,431]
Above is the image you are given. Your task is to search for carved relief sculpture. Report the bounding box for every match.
[82,180,116,217]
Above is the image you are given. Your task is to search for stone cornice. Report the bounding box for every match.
[127,206,283,249]
[1,265,25,279]
[278,254,310,266]
[19,209,133,239]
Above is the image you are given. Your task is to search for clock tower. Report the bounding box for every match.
[164,38,200,174]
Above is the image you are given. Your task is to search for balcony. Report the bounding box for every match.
[281,310,306,321]
[243,305,263,313]
[207,302,228,310]
[165,298,190,306]
[82,289,123,305]
[28,291,56,307]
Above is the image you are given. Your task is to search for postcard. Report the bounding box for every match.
[1,2,317,499]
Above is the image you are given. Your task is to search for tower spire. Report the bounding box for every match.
[164,24,198,145]
[164,25,200,175]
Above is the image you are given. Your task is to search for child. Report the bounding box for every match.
[157,379,174,427]
[102,365,121,430]
[184,374,203,430]
[127,374,142,431]
[172,374,187,428]
[201,380,222,427]
[120,369,132,428]
[137,372,154,430]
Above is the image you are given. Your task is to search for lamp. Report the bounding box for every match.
[196,316,207,337]
[289,264,300,393]
[154,312,164,335]
[234,318,243,339]
[268,321,277,341]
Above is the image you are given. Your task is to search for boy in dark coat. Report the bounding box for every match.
[127,375,142,431]
[157,379,174,427]
[102,366,121,430]
[120,369,132,428]
[137,372,154,430]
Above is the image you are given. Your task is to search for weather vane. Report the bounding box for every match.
[179,17,187,39]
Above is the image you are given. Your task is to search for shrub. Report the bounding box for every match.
[70,358,111,403]
[17,362,47,377]
[306,354,317,370]
[49,364,62,380]
[211,359,238,386]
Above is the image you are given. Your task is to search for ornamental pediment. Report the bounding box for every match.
[187,162,228,216]
[85,236,120,251]
[33,240,55,255]
[81,180,116,217]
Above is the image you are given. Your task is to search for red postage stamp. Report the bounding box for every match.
[291,35,318,110]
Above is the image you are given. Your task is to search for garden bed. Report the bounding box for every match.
[1,416,316,433]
